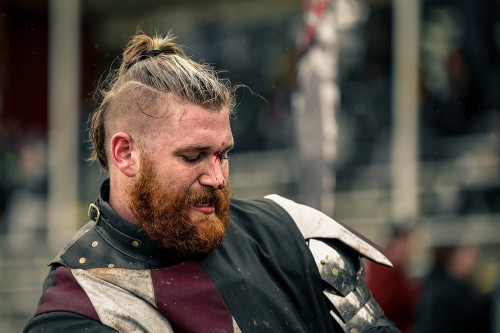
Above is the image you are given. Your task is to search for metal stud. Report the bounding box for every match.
[132,240,140,248]
[108,263,115,268]
[91,241,99,247]
[79,257,86,264]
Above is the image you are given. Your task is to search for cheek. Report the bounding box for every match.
[154,162,197,188]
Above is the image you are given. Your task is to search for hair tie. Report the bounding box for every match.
[138,49,174,61]
[126,49,175,71]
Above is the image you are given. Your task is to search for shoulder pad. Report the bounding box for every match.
[265,194,392,267]
[49,221,152,270]
[51,221,95,265]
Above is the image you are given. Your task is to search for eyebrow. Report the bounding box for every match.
[174,142,234,155]
[174,146,211,155]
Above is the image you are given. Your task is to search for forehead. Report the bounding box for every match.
[158,102,233,146]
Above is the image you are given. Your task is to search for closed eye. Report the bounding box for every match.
[181,153,204,163]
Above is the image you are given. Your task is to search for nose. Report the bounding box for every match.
[198,158,228,189]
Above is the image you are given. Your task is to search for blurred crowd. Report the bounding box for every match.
[365,224,499,333]
[0,118,48,259]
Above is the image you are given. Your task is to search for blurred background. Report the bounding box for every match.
[1,0,500,331]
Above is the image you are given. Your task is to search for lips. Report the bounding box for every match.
[193,204,216,214]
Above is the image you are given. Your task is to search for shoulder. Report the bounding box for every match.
[50,222,104,268]
[264,194,392,266]
[50,221,153,270]
[229,196,302,235]
[227,197,309,253]
[230,194,391,267]
[263,195,400,332]
[229,196,294,221]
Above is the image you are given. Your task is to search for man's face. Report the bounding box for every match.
[128,101,234,256]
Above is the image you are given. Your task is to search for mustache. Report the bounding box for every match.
[186,186,221,204]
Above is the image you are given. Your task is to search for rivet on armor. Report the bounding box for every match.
[108,263,115,268]
[320,260,326,265]
[132,240,140,248]
[351,328,358,333]
[79,257,86,264]
[91,241,99,247]
[331,267,339,276]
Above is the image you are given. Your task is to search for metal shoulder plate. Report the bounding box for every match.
[309,238,385,333]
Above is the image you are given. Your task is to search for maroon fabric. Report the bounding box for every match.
[36,267,100,322]
[151,260,233,333]
[365,261,419,333]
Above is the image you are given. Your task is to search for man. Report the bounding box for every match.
[416,243,491,333]
[24,32,399,333]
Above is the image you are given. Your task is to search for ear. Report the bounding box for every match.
[110,132,140,177]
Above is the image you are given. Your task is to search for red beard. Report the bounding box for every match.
[128,157,231,256]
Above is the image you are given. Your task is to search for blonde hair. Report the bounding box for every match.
[88,31,236,171]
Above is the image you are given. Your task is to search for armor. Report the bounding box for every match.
[265,194,400,333]
[310,238,395,333]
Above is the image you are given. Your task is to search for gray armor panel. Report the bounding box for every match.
[309,238,390,333]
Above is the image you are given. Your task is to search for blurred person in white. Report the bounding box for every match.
[416,242,492,332]
[24,31,400,333]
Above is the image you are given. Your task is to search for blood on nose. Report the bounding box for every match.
[212,153,225,189]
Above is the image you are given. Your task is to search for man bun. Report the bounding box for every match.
[118,32,186,76]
